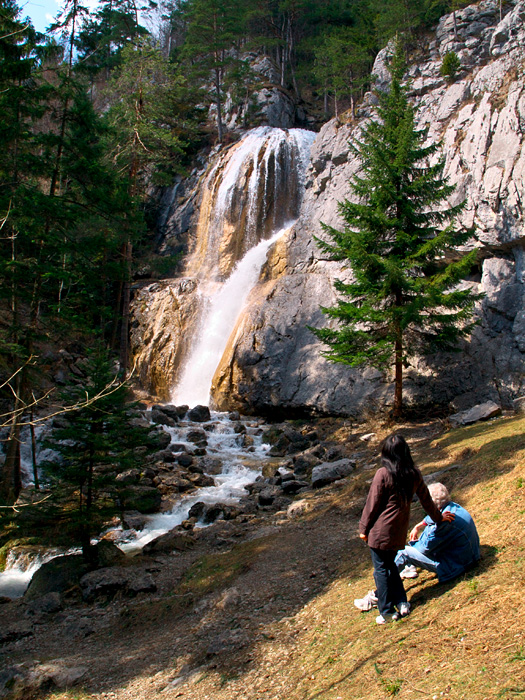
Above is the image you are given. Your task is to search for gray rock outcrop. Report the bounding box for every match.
[211,0,525,416]
[133,0,525,417]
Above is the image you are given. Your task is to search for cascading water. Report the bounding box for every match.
[172,224,292,407]
[172,126,315,408]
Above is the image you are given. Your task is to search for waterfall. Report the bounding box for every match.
[172,225,292,407]
[171,126,315,407]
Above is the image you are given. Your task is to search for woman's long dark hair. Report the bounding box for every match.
[381,433,418,504]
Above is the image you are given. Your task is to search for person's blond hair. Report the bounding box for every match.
[428,482,451,510]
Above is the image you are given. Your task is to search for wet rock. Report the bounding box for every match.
[233,421,246,433]
[449,401,502,427]
[186,428,208,446]
[188,473,215,487]
[173,404,189,418]
[311,458,356,488]
[80,566,156,602]
[25,555,88,601]
[177,453,194,468]
[187,405,211,422]
[154,404,181,422]
[122,510,149,530]
[238,433,255,448]
[150,408,177,427]
[119,485,162,513]
[228,411,241,421]
[199,456,223,474]
[142,528,195,554]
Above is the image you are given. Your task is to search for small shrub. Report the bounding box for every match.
[440,51,461,82]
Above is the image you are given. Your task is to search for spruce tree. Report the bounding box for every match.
[311,46,482,418]
[42,345,156,562]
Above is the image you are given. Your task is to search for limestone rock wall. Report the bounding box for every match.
[211,0,525,416]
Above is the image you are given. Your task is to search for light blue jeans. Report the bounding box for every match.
[395,545,438,574]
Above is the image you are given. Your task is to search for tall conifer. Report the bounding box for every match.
[311,45,482,418]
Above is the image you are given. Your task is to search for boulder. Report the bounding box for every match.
[80,566,156,602]
[187,405,211,422]
[186,428,208,446]
[281,479,309,494]
[118,485,162,513]
[449,401,502,427]
[115,468,141,485]
[94,540,126,567]
[142,528,195,554]
[25,555,88,601]
[150,408,177,427]
[311,458,356,488]
[122,510,149,530]
[287,499,312,518]
[153,404,181,421]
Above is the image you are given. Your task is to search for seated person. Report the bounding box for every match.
[354,482,481,612]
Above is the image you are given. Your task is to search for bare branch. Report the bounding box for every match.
[0,493,52,512]
[0,363,137,430]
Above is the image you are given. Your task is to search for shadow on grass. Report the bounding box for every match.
[406,544,499,611]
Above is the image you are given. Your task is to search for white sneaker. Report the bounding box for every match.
[376,612,398,624]
[398,602,411,617]
[400,565,418,579]
[354,590,378,611]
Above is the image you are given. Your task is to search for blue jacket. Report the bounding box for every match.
[416,501,480,582]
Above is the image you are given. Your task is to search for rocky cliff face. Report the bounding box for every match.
[134,0,525,416]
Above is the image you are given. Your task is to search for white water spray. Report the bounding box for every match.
[172,224,291,407]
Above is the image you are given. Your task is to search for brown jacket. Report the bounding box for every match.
[359,466,443,550]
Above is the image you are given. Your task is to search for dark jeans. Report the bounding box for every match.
[370,547,407,616]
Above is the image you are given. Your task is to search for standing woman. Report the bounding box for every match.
[359,434,454,624]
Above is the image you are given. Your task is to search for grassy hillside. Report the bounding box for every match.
[11,414,525,700]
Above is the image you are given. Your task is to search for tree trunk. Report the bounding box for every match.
[214,66,224,143]
[119,240,133,376]
[393,323,403,419]
[30,411,40,491]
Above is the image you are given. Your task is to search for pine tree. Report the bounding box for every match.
[311,45,482,418]
[42,345,156,561]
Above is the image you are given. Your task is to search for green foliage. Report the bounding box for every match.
[440,51,461,82]
[105,39,200,188]
[310,43,482,416]
[313,25,374,117]
[41,345,155,558]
